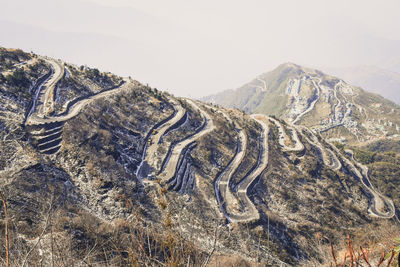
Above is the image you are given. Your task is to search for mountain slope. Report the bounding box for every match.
[203,63,400,145]
[1,48,399,266]
[322,65,400,105]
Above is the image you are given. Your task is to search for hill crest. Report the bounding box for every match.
[1,47,399,266]
[203,63,400,145]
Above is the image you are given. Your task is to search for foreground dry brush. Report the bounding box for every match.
[0,190,212,266]
[329,235,400,267]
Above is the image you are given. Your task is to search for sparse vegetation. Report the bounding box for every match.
[364,139,400,154]
[329,235,400,267]
[1,47,400,266]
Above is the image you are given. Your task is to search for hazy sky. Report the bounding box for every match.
[1,0,400,97]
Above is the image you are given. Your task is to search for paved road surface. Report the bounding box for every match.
[143,99,186,172]
[215,121,247,221]
[269,117,304,152]
[344,149,395,218]
[26,78,132,125]
[300,126,341,171]
[39,58,64,115]
[158,99,215,183]
[228,114,270,223]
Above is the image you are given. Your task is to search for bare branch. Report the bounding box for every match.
[0,191,9,267]
[21,195,53,267]
[201,223,218,267]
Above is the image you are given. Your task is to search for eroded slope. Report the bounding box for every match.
[0,48,399,266]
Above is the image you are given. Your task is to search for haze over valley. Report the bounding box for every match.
[1,1,400,266]
[2,0,400,99]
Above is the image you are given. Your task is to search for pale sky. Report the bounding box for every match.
[1,0,400,97]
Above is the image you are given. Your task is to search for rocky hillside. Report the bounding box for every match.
[323,65,400,105]
[0,48,399,266]
[203,63,400,146]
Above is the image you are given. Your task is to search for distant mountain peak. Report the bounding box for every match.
[203,63,400,145]
[2,47,400,266]
[277,62,302,69]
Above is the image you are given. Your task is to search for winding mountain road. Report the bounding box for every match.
[344,149,395,219]
[322,139,395,219]
[158,100,215,183]
[39,58,64,116]
[269,117,304,152]
[23,57,395,225]
[256,77,267,91]
[26,58,64,120]
[300,126,341,171]
[25,62,133,156]
[215,124,247,221]
[332,82,342,122]
[229,114,269,222]
[317,80,367,139]
[26,78,131,125]
[215,114,270,223]
[25,59,62,122]
[142,99,186,173]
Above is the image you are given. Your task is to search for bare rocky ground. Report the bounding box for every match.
[0,47,399,266]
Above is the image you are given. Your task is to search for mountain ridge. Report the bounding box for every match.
[322,64,400,105]
[1,47,399,266]
[203,63,400,146]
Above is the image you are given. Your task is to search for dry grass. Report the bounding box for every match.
[313,220,400,267]
[0,191,9,267]
[329,235,398,267]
